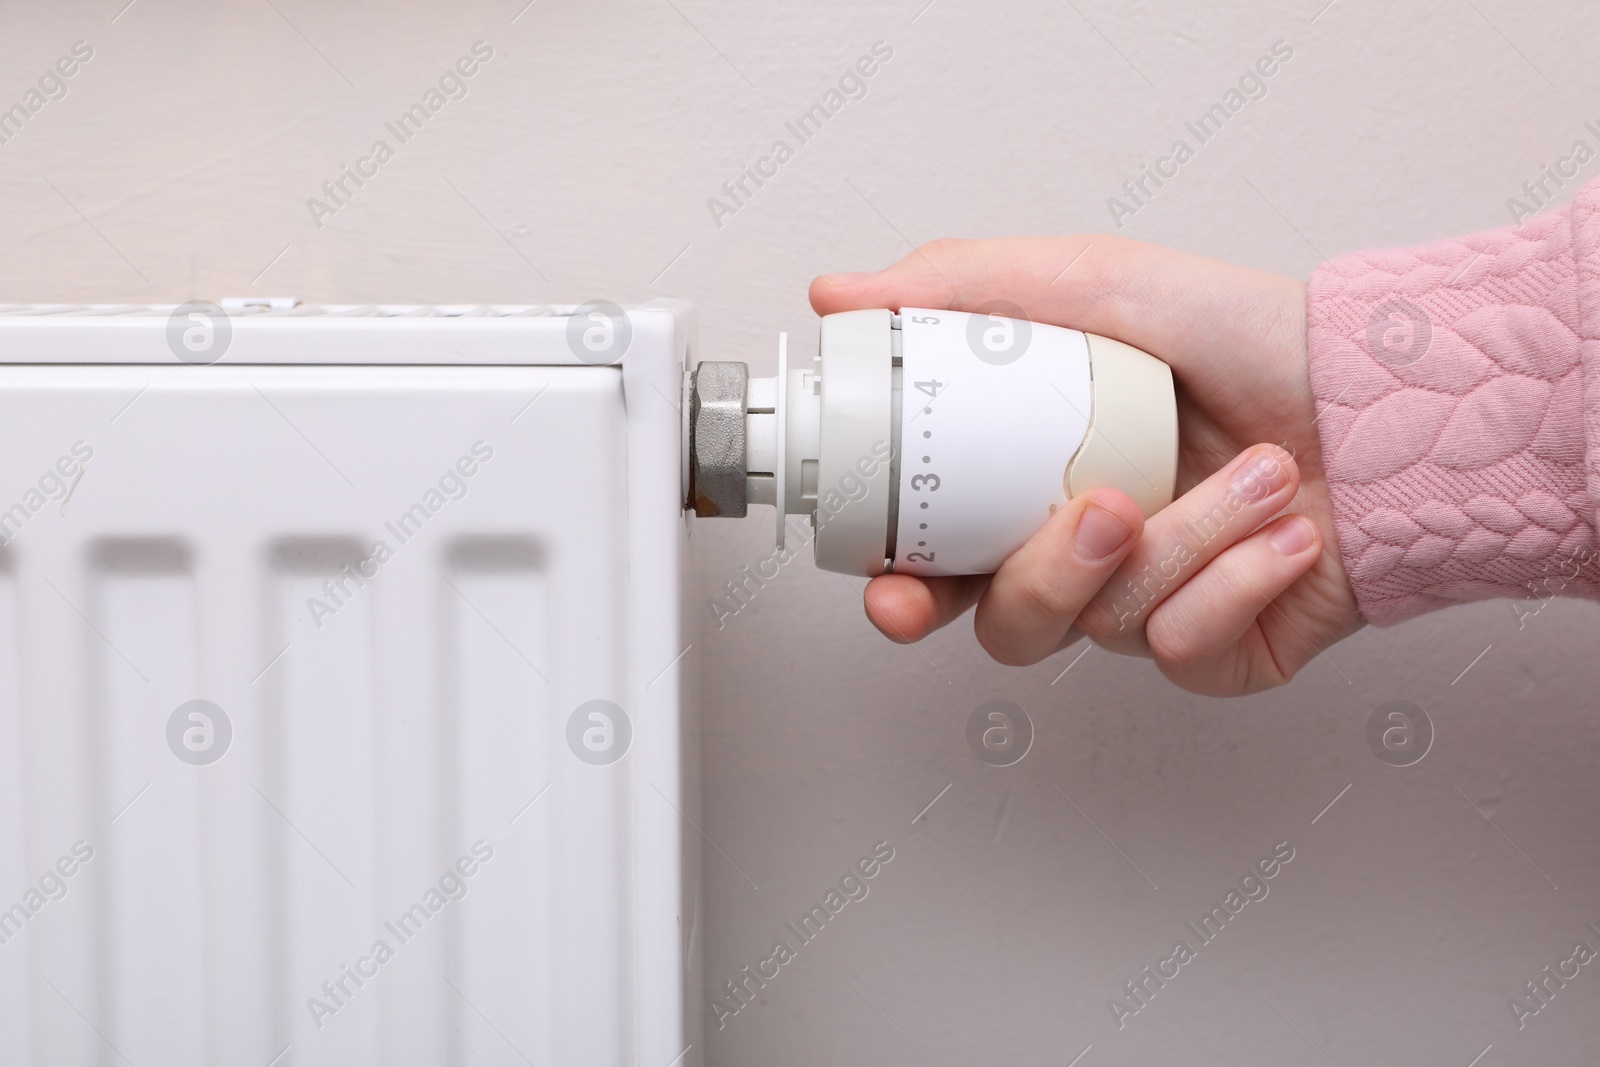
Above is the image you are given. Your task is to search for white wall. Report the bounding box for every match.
[4,0,1599,1063]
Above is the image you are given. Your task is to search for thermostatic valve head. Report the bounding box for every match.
[682,307,1179,578]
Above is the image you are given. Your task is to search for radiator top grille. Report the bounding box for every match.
[0,303,563,318]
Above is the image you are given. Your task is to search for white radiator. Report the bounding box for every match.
[0,302,699,1067]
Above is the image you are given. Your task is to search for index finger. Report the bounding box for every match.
[808,235,1297,383]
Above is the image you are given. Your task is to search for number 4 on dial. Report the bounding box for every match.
[914,380,945,398]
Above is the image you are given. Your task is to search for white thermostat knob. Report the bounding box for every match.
[684,307,1178,578]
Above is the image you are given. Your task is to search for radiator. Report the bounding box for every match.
[0,301,698,1067]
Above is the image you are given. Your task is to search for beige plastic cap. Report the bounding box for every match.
[1065,334,1178,517]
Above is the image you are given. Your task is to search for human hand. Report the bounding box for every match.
[810,236,1362,696]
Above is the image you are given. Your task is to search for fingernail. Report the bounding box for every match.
[1231,448,1291,503]
[1075,505,1132,561]
[1270,516,1316,556]
[818,272,874,285]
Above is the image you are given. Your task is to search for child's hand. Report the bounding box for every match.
[811,235,1362,696]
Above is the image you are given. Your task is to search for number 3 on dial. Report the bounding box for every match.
[910,473,940,492]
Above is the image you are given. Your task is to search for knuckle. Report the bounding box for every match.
[1083,234,1148,302]
[1012,571,1080,624]
[912,238,967,297]
[914,237,966,264]
[1245,672,1294,696]
[1086,232,1136,269]
[1076,579,1151,649]
[1146,609,1208,668]
[1072,598,1124,648]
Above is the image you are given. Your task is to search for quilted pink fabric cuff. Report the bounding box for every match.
[1307,181,1600,625]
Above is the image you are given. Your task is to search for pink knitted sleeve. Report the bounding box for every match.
[1306,178,1600,624]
